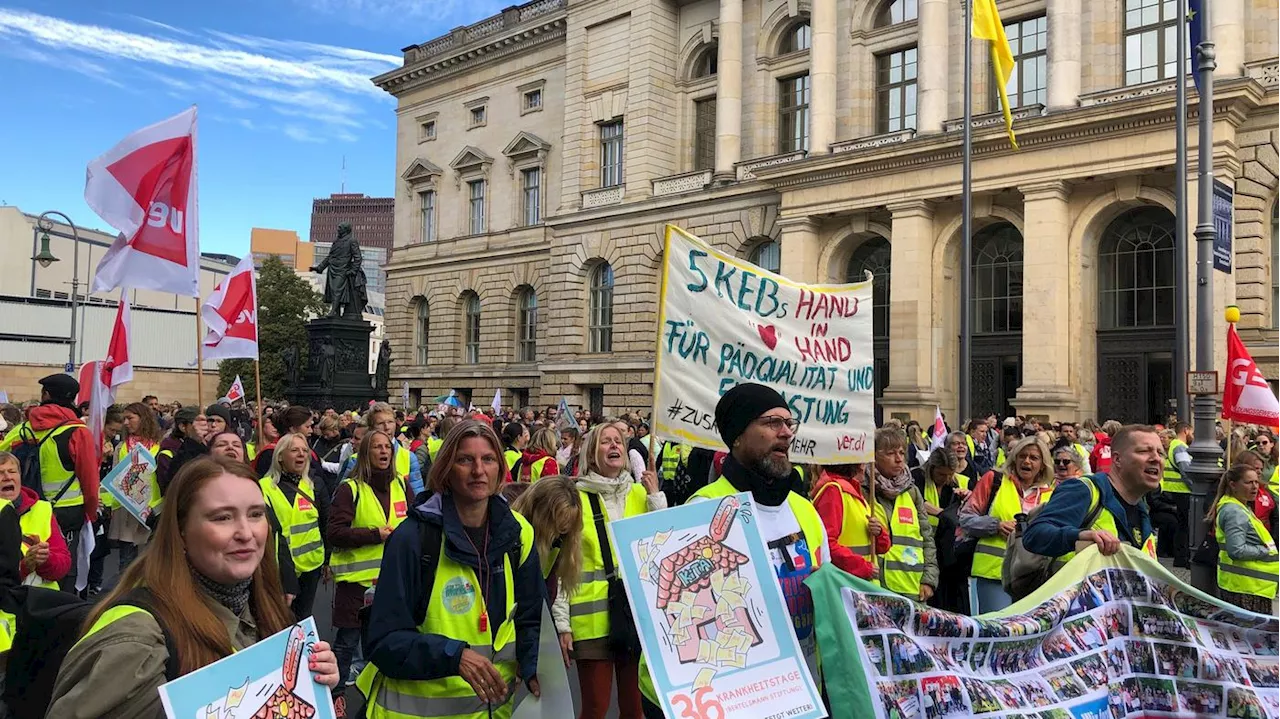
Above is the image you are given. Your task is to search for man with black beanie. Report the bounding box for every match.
[0,373,100,592]
[689,382,828,683]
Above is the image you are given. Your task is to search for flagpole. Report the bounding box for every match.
[195,311,205,408]
[959,0,974,423]
[1174,0,1190,421]
[254,359,264,447]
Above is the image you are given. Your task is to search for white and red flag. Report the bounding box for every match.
[85,107,200,297]
[224,375,247,403]
[201,253,258,360]
[1222,324,1280,429]
[75,291,133,448]
[928,406,948,451]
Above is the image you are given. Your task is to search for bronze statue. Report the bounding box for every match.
[310,221,368,319]
[374,340,392,393]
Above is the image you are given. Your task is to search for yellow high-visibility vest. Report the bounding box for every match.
[330,477,409,586]
[1215,496,1279,599]
[1162,438,1190,493]
[878,491,927,598]
[569,484,649,641]
[972,479,1052,580]
[0,422,87,508]
[19,498,59,589]
[260,476,325,574]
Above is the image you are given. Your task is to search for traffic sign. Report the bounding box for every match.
[1186,371,1218,395]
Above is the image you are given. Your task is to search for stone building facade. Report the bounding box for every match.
[375,0,1279,424]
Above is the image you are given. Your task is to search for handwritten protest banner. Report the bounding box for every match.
[611,493,826,719]
[160,617,336,719]
[807,545,1280,719]
[103,443,157,527]
[653,225,874,464]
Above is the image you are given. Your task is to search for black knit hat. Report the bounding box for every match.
[714,382,788,450]
[205,403,232,424]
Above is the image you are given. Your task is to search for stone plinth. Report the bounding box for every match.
[291,318,385,411]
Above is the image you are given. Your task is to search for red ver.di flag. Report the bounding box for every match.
[1223,324,1280,429]
[225,375,247,403]
[202,254,258,360]
[85,107,200,297]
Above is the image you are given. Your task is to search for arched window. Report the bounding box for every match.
[589,263,614,353]
[462,292,481,364]
[414,298,430,365]
[972,223,1024,334]
[1272,201,1279,329]
[691,45,718,78]
[875,0,918,27]
[846,237,891,340]
[1098,208,1176,329]
[779,21,811,54]
[516,287,537,362]
[750,241,781,274]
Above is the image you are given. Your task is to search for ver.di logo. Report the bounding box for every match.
[442,576,476,615]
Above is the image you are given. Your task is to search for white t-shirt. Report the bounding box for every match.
[747,499,830,679]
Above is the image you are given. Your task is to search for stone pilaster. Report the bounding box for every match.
[1213,0,1246,77]
[809,0,837,153]
[1046,0,1082,110]
[916,0,949,133]
[777,216,821,283]
[881,201,937,420]
[714,0,743,180]
[1012,181,1078,417]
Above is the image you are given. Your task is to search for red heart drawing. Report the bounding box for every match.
[757,323,778,350]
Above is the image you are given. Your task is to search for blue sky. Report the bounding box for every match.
[0,0,507,255]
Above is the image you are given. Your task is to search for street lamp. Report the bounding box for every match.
[31,212,83,372]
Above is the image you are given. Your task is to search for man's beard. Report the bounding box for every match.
[748,449,792,481]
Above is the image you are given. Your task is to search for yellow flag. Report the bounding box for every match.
[972,0,1018,149]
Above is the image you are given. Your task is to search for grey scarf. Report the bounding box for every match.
[873,465,916,500]
[191,564,252,617]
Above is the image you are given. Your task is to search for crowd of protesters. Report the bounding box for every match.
[0,370,1274,719]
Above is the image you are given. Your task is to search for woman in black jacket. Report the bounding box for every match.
[913,448,971,614]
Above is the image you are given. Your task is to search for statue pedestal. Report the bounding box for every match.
[290,317,386,411]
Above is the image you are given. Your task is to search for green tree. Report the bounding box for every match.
[217,255,324,401]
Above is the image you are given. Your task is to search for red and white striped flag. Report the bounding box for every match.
[85,107,201,297]
[201,253,258,360]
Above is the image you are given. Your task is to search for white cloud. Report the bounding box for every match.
[296,0,509,26]
[0,8,404,144]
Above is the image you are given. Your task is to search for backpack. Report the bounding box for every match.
[3,585,180,718]
[1001,484,1104,601]
[12,419,79,502]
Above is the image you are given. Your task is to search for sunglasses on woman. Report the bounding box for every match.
[1054,458,1076,468]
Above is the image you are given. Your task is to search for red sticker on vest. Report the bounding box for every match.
[897,507,914,524]
[393,501,407,518]
[297,496,313,511]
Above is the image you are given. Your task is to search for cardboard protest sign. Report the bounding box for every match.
[103,443,158,527]
[653,225,875,464]
[610,493,826,719]
[159,617,336,719]
[807,545,1279,719]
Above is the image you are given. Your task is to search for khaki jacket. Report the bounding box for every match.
[47,599,259,719]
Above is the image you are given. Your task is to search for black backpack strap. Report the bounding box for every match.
[414,520,444,627]
[587,493,615,579]
[42,420,83,504]
[117,587,182,681]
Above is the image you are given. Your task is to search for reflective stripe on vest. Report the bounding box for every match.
[879,491,925,598]
[19,499,59,589]
[1215,496,1280,599]
[0,422,85,507]
[260,477,325,573]
[569,484,649,641]
[972,479,1052,580]
[1162,439,1190,493]
[331,478,409,586]
[360,514,534,719]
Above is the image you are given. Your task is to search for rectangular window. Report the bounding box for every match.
[876,47,918,133]
[523,89,542,111]
[1124,0,1180,85]
[522,168,542,226]
[419,120,436,141]
[694,98,717,170]
[600,120,624,187]
[469,106,487,126]
[778,75,810,153]
[513,388,530,409]
[468,180,486,235]
[587,387,604,418]
[1000,16,1047,107]
[419,190,436,242]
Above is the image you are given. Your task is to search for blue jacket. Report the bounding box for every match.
[1023,473,1154,558]
[364,492,543,685]
[339,440,424,495]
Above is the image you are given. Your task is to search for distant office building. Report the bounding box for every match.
[313,243,388,295]
[309,194,395,253]
[250,228,314,271]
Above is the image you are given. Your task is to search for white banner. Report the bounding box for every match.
[653,225,875,464]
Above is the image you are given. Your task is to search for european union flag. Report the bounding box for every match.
[1188,0,1204,92]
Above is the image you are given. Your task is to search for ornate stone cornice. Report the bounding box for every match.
[373,0,567,96]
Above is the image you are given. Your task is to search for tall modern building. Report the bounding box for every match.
[250,228,314,271]
[374,0,1278,422]
[310,194,395,295]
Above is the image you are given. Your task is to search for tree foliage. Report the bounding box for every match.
[217,256,324,401]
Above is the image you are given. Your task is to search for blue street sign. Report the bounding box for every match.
[1212,179,1233,274]
[64,362,75,373]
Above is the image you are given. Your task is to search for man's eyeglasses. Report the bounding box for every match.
[756,417,801,433]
